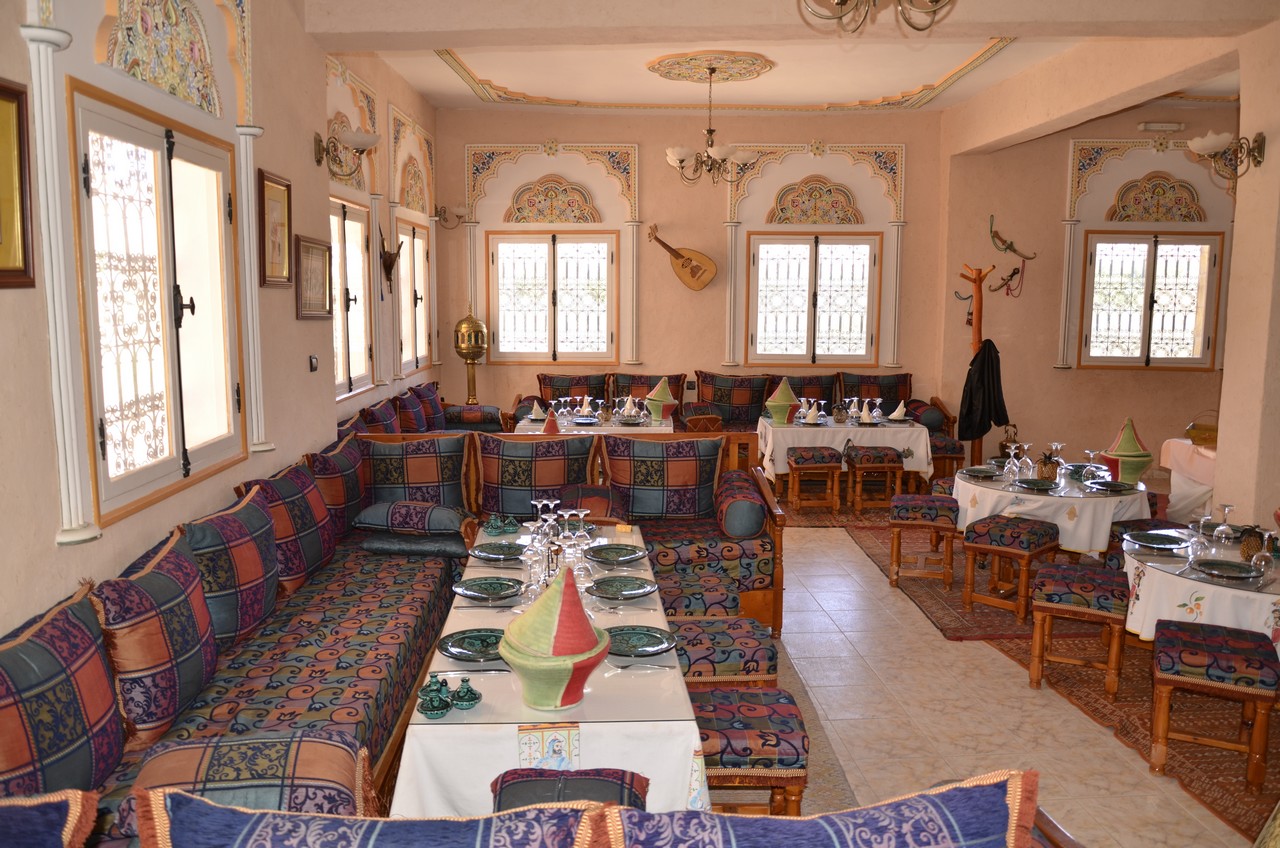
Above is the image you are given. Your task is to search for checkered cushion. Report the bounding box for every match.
[844,443,903,465]
[0,789,99,848]
[353,502,470,535]
[478,433,597,519]
[490,768,649,811]
[537,373,609,403]
[409,383,448,431]
[695,371,769,425]
[1103,518,1185,569]
[307,434,370,536]
[765,374,836,404]
[964,515,1059,553]
[1033,565,1129,615]
[1154,621,1280,692]
[114,730,372,838]
[557,484,624,522]
[183,488,280,651]
[931,477,955,496]
[612,373,686,405]
[604,436,722,520]
[394,390,430,434]
[786,445,842,466]
[657,572,740,617]
[890,494,959,526]
[443,404,504,432]
[690,687,808,770]
[336,413,368,440]
[239,462,337,594]
[929,434,966,458]
[674,618,776,680]
[715,470,767,540]
[359,398,400,435]
[363,435,468,509]
[838,372,913,407]
[91,532,218,750]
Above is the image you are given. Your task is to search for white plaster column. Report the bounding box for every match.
[884,220,905,368]
[367,193,388,385]
[623,220,640,364]
[234,125,273,452]
[722,221,741,366]
[22,25,99,545]
[387,200,403,379]
[427,214,442,365]
[1055,219,1079,369]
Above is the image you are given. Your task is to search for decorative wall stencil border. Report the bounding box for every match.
[401,156,426,214]
[465,144,544,210]
[504,175,601,223]
[560,144,638,220]
[326,56,379,191]
[215,0,251,123]
[726,144,810,220]
[102,0,223,117]
[646,51,773,83]
[390,104,435,213]
[830,144,905,220]
[465,142,638,220]
[1065,138,1196,218]
[40,0,54,26]
[436,39,1013,112]
[1106,171,1206,223]
[767,175,863,225]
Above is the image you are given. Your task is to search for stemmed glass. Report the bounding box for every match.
[1002,444,1021,483]
[845,397,859,424]
[1252,531,1276,580]
[1213,504,1236,546]
[816,400,828,423]
[870,398,883,421]
[1081,450,1103,485]
[1017,443,1034,481]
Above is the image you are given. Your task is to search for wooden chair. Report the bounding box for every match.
[1029,564,1130,700]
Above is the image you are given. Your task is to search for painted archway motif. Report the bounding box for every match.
[767,175,863,224]
[401,156,427,215]
[101,0,223,116]
[504,175,602,223]
[466,141,637,220]
[1106,171,1206,222]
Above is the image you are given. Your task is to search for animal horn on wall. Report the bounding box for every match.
[379,226,402,291]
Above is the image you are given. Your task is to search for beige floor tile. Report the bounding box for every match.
[824,607,907,632]
[858,756,962,803]
[829,717,941,762]
[791,655,880,687]
[779,609,841,633]
[811,590,890,611]
[783,589,823,611]
[808,683,903,720]
[794,574,865,593]
[1051,794,1235,848]
[778,631,855,658]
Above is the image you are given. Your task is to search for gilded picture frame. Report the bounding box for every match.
[294,234,332,319]
[0,78,34,289]
[258,168,292,287]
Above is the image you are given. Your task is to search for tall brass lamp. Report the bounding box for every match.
[453,308,488,405]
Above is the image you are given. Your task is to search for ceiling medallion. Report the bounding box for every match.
[646,51,773,84]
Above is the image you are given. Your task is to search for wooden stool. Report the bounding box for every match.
[1151,620,1280,792]
[785,446,842,514]
[690,687,808,815]
[963,515,1060,623]
[1029,565,1130,700]
[927,478,957,552]
[843,443,903,513]
[672,617,778,688]
[929,434,967,484]
[888,494,959,589]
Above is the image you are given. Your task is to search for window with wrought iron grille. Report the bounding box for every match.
[330,200,373,393]
[73,94,244,522]
[1079,232,1223,369]
[486,232,617,363]
[746,233,881,365]
[397,221,430,373]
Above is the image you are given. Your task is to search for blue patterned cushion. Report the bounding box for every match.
[409,383,448,431]
[1033,565,1129,615]
[605,436,723,520]
[658,572,740,618]
[964,515,1059,553]
[612,374,686,406]
[308,434,370,536]
[674,618,776,680]
[239,462,338,595]
[689,687,807,770]
[929,434,966,458]
[557,483,625,522]
[695,371,769,425]
[537,373,609,403]
[904,398,946,433]
[890,494,959,526]
[931,476,955,496]
[837,372,913,407]
[394,390,430,434]
[0,789,98,848]
[785,445,842,466]
[337,413,368,440]
[479,434,597,519]
[135,789,598,848]
[764,374,837,404]
[843,443,903,465]
[360,398,401,435]
[353,501,471,535]
[1154,621,1280,691]
[714,471,767,540]
[363,435,468,508]
[443,404,504,433]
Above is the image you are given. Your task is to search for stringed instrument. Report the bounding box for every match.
[647,224,717,291]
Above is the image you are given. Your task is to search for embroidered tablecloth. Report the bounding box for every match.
[757,418,933,480]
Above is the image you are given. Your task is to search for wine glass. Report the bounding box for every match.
[1252,531,1276,580]
[845,397,859,425]
[1017,443,1034,480]
[816,400,828,423]
[1081,450,1102,484]
[1213,504,1236,546]
[871,398,883,421]
[1002,443,1021,482]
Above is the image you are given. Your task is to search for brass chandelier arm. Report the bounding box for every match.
[802,0,954,33]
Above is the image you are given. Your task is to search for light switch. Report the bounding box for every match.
[309,355,319,372]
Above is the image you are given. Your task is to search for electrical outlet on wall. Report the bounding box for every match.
[309,355,319,373]
[686,380,695,391]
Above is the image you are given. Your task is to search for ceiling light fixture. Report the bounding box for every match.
[1187,130,1266,184]
[314,127,381,179]
[802,0,954,33]
[665,67,757,186]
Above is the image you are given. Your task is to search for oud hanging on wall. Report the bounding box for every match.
[647,224,717,290]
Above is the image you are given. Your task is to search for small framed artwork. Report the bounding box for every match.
[0,78,34,289]
[258,168,291,287]
[294,234,332,319]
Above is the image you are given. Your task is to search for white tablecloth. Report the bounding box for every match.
[756,418,933,480]
[516,418,674,435]
[953,475,1149,555]
[389,526,707,818]
[1159,438,1216,523]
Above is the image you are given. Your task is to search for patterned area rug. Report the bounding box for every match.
[988,636,1278,841]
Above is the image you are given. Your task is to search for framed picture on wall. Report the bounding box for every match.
[258,168,291,287]
[294,234,332,319]
[0,78,34,289]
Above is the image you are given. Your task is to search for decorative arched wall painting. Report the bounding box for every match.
[728,142,904,222]
[391,105,434,215]
[1106,171,1206,222]
[101,0,224,117]
[326,57,379,192]
[504,175,601,224]
[466,141,637,220]
[766,175,863,225]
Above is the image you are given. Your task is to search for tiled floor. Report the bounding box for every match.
[784,527,1251,847]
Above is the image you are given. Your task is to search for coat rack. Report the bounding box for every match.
[957,263,995,465]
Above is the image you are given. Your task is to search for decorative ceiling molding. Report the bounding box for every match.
[645,51,773,84]
[1106,171,1206,223]
[466,141,638,220]
[101,0,224,117]
[1066,138,1196,218]
[727,142,904,221]
[504,175,602,224]
[767,175,863,225]
[434,38,1013,112]
[326,56,379,191]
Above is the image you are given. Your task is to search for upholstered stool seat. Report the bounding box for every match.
[1029,565,1130,700]
[1103,518,1186,569]
[931,477,955,496]
[657,571,740,618]
[1151,620,1280,791]
[785,446,842,514]
[843,443,904,513]
[888,494,959,589]
[690,686,808,815]
[673,617,778,687]
[963,515,1060,623]
[929,434,967,483]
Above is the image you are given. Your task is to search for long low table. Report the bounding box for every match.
[756,417,934,480]
[389,525,708,817]
[515,417,674,435]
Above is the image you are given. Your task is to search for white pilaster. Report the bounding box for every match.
[884,220,905,368]
[235,125,273,452]
[428,214,442,365]
[722,221,741,367]
[1055,219,1079,369]
[623,220,640,364]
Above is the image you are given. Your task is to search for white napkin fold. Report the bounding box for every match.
[529,403,546,420]
[860,405,874,423]
[805,404,821,424]
[889,400,907,420]
[622,396,637,416]
[578,397,593,415]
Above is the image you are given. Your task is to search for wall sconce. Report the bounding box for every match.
[1187,130,1266,183]
[314,127,381,179]
[434,205,469,230]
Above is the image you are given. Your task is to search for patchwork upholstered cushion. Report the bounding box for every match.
[478,433,597,519]
[443,404,504,432]
[965,515,1059,552]
[307,433,370,535]
[673,618,776,680]
[604,435,723,520]
[1103,518,1185,569]
[537,373,609,403]
[612,373,686,404]
[135,790,599,848]
[714,470,767,540]
[931,476,955,496]
[890,494,959,526]
[1033,565,1129,615]
[695,371,769,425]
[843,443,903,465]
[0,789,99,848]
[603,770,1039,848]
[91,532,218,750]
[643,518,775,592]
[785,445,842,466]
[690,687,807,770]
[182,488,280,651]
[360,398,401,434]
[363,434,468,508]
[1154,621,1280,691]
[0,586,124,795]
[557,483,624,522]
[394,390,430,433]
[657,572,740,618]
[114,729,372,838]
[336,412,368,440]
[238,462,337,594]
[490,768,649,811]
[764,374,836,404]
[353,501,470,535]
[929,433,966,458]
[837,372,913,407]
[409,382,448,431]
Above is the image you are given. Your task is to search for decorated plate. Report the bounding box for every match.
[437,628,505,662]
[884,418,913,425]
[1192,559,1264,580]
[572,416,599,426]
[584,544,648,567]
[798,419,827,426]
[555,519,597,536]
[452,576,523,602]
[615,416,646,426]
[1086,480,1135,493]
[1065,463,1107,481]
[961,466,1000,479]
[605,625,677,657]
[1123,531,1189,551]
[1197,523,1247,542]
[470,541,527,561]
[1015,479,1059,492]
[587,576,658,601]
[854,419,883,427]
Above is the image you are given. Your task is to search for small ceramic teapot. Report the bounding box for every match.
[451,677,482,711]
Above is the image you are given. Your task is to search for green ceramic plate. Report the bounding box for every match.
[1086,480,1135,493]
[470,541,527,561]
[584,544,648,567]
[854,420,883,427]
[452,576,523,602]
[555,520,597,536]
[587,576,658,601]
[1065,463,1107,481]
[606,625,677,657]
[961,466,1000,478]
[1197,523,1247,542]
[437,628,506,662]
[615,416,646,426]
[573,416,600,426]
[1123,531,1188,551]
[1192,559,1263,580]
[1015,478,1059,492]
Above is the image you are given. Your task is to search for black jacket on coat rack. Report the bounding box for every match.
[957,338,1010,442]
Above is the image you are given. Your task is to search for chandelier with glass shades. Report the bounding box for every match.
[802,0,954,32]
[665,67,758,186]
